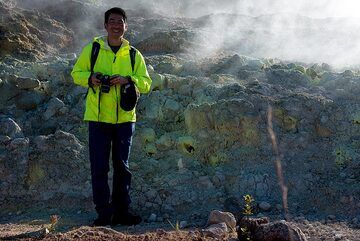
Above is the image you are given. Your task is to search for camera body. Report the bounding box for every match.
[96,74,111,93]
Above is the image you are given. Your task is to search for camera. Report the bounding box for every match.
[96,74,111,93]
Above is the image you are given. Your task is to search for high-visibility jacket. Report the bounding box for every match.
[71,36,152,124]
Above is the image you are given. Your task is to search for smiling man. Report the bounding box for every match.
[71,7,152,226]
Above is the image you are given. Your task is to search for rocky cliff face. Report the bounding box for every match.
[0,0,359,222]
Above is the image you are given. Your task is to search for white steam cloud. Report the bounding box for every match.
[116,0,360,67]
[15,0,360,67]
[115,0,360,18]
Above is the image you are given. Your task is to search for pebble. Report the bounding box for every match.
[148,213,157,222]
[351,217,358,224]
[334,233,343,241]
[179,221,188,228]
[259,201,271,211]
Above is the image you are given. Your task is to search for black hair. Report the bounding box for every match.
[105,7,127,23]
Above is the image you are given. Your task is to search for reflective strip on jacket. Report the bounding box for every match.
[71,36,152,124]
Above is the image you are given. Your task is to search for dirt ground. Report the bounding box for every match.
[1,210,359,241]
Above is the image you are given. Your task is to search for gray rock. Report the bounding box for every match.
[0,117,23,138]
[137,29,196,54]
[164,98,181,112]
[9,74,40,90]
[179,220,188,229]
[8,137,29,152]
[54,130,83,149]
[140,128,156,143]
[334,233,343,241]
[265,67,310,88]
[207,210,236,230]
[0,81,21,109]
[148,213,157,222]
[202,222,228,240]
[238,218,307,241]
[44,97,65,120]
[155,133,174,151]
[33,135,51,151]
[15,90,43,111]
[0,135,11,144]
[69,85,87,98]
[259,201,272,211]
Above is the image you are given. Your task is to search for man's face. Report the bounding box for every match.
[104,13,127,38]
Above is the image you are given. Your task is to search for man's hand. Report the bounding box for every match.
[110,75,129,86]
[90,72,101,86]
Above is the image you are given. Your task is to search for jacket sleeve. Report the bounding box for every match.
[130,51,152,94]
[71,43,92,88]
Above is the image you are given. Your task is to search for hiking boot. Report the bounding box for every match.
[92,215,111,226]
[111,211,142,226]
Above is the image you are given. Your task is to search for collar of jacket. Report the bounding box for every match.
[93,35,131,55]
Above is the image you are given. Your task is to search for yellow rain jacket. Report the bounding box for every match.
[71,36,152,124]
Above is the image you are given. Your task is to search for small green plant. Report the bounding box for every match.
[239,194,254,241]
[240,227,252,241]
[243,194,254,215]
[47,215,60,232]
[167,219,180,232]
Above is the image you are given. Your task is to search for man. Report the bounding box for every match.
[71,7,152,226]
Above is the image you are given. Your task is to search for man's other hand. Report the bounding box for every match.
[110,75,129,86]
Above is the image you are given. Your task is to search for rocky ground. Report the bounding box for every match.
[0,0,359,240]
[1,209,360,240]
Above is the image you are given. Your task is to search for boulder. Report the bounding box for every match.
[207,210,237,230]
[237,217,308,241]
[8,74,40,90]
[0,117,23,139]
[0,137,29,198]
[26,130,87,199]
[265,66,311,89]
[43,97,65,120]
[202,222,229,240]
[15,90,44,111]
[137,29,196,54]
[155,133,174,151]
[140,128,156,143]
[259,201,272,212]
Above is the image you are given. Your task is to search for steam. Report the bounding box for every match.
[115,0,360,68]
[184,0,360,68]
[13,0,360,67]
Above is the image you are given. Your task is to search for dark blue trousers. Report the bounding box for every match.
[88,121,135,217]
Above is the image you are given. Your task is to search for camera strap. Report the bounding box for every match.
[90,42,100,75]
[130,46,136,72]
[84,42,100,99]
[89,42,100,94]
